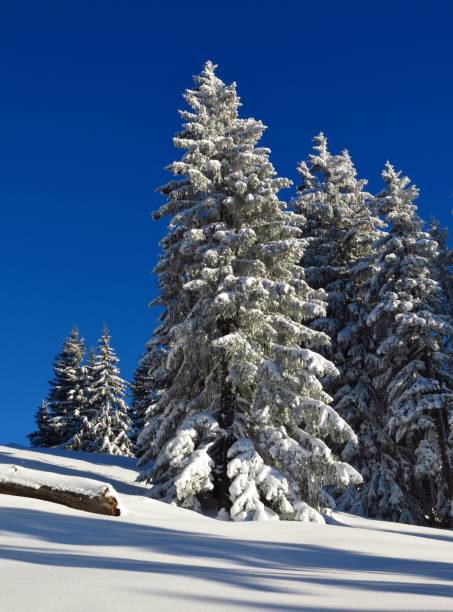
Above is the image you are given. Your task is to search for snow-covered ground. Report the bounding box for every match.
[0,444,452,611]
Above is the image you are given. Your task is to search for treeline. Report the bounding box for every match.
[31,62,453,526]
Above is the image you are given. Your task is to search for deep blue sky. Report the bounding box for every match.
[1,1,453,444]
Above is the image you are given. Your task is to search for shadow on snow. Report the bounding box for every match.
[0,506,452,603]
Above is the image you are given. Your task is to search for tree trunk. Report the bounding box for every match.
[0,465,121,516]
[215,317,236,511]
[0,480,121,516]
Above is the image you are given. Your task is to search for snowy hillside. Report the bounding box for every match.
[0,444,452,611]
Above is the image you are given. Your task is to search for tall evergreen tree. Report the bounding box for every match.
[292,136,386,517]
[68,328,132,456]
[342,164,453,524]
[138,62,361,522]
[292,133,382,378]
[28,400,52,447]
[45,327,85,446]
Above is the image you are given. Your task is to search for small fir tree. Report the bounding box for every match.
[68,328,132,456]
[46,327,85,445]
[28,400,52,447]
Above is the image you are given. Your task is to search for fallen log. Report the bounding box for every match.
[0,464,121,516]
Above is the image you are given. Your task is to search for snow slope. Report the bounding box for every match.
[0,444,452,611]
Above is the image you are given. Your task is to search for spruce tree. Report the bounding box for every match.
[68,328,132,456]
[46,327,85,445]
[292,136,387,518]
[28,400,52,447]
[292,133,382,378]
[139,62,361,521]
[346,164,453,524]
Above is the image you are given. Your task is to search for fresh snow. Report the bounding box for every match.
[1,444,452,611]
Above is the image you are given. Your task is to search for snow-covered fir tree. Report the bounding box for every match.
[344,164,453,525]
[68,328,133,456]
[45,327,85,446]
[28,400,52,447]
[138,62,361,522]
[292,136,387,517]
[292,133,382,378]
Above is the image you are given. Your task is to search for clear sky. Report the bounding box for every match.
[1,1,453,444]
